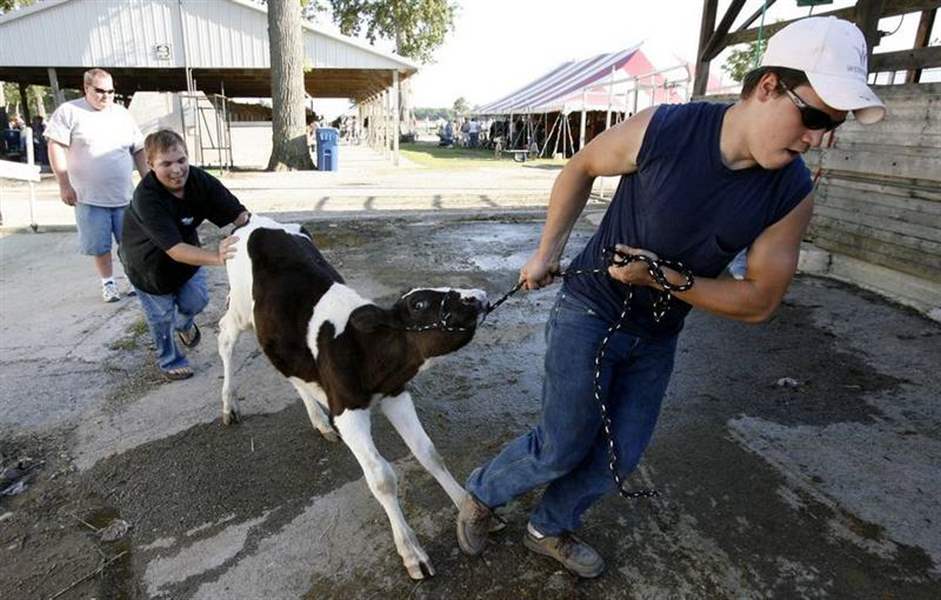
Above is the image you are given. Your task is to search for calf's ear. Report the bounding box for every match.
[349,305,396,333]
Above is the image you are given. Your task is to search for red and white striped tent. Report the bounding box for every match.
[476,45,689,116]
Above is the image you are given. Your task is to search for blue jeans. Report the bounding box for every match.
[466,290,677,535]
[728,248,748,280]
[133,269,209,371]
[75,203,125,256]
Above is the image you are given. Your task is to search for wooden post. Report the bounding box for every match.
[855,0,886,64]
[701,0,746,62]
[693,0,718,97]
[906,8,937,84]
[393,71,400,166]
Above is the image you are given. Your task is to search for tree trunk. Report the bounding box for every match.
[32,86,46,118]
[266,0,314,171]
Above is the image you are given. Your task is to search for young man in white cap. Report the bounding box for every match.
[456,17,886,578]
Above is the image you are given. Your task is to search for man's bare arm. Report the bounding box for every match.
[522,106,657,288]
[166,236,239,267]
[612,195,814,323]
[48,141,77,206]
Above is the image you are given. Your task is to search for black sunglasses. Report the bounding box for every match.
[91,87,115,95]
[779,82,844,132]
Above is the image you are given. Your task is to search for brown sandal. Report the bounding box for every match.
[163,366,194,381]
[177,323,201,349]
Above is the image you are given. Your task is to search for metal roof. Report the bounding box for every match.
[477,46,651,115]
[0,0,417,100]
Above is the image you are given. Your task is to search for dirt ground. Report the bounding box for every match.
[1,211,939,599]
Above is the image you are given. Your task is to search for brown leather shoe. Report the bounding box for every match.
[456,494,495,556]
[523,523,605,578]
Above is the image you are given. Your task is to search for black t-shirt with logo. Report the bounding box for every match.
[120,167,246,295]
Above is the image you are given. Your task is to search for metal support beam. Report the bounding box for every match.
[693,0,719,97]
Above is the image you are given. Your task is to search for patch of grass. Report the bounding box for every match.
[400,142,566,170]
[109,318,150,351]
[128,318,149,337]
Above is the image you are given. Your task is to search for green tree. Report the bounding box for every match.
[452,97,468,115]
[0,0,33,13]
[721,40,765,83]
[325,0,456,64]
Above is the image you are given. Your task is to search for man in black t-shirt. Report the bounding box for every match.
[120,129,249,380]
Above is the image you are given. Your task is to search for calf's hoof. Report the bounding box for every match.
[223,410,240,426]
[320,429,340,443]
[406,559,435,580]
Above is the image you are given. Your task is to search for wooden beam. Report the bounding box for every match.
[694,0,719,97]
[855,0,887,54]
[724,0,941,47]
[870,44,941,72]
[702,0,747,61]
[906,8,937,83]
[735,0,778,32]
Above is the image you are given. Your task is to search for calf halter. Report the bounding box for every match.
[400,294,475,333]
[488,247,695,501]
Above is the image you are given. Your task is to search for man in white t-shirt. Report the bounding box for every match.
[468,118,481,148]
[45,68,148,303]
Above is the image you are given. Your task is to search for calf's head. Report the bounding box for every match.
[393,287,489,356]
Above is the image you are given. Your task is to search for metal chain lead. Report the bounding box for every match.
[485,248,695,500]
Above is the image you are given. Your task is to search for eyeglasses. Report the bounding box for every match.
[90,87,115,96]
[779,82,844,132]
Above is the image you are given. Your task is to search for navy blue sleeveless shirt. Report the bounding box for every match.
[564,101,812,338]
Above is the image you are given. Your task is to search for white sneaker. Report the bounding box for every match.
[102,281,121,303]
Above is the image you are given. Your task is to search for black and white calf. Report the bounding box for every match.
[217,215,488,580]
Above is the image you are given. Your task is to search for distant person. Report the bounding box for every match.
[11,114,27,155]
[30,116,47,164]
[468,118,481,148]
[119,129,249,381]
[456,17,886,578]
[45,68,148,303]
[439,120,454,147]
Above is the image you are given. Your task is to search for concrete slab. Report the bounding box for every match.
[1,210,939,599]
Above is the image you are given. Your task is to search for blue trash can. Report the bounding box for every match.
[316,127,339,171]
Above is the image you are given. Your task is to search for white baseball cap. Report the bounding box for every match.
[760,16,886,124]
